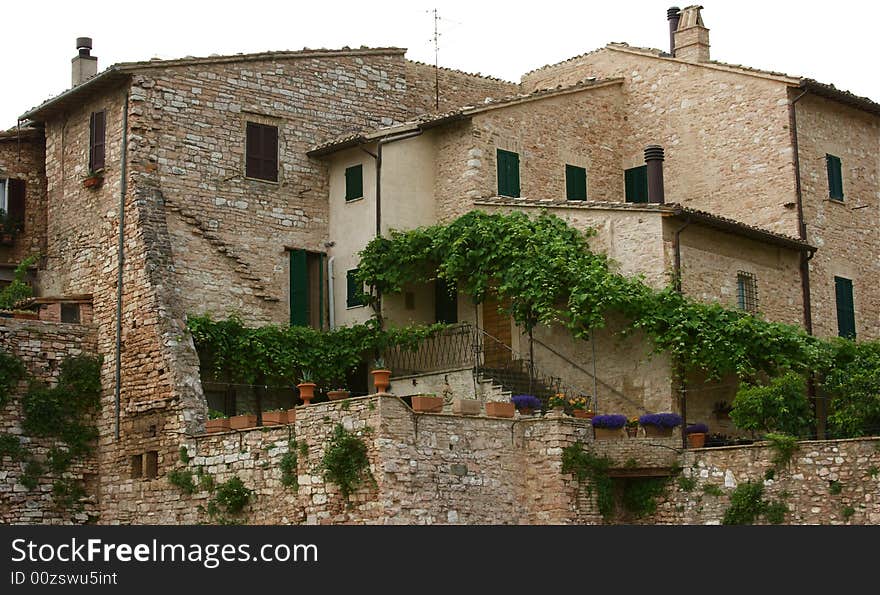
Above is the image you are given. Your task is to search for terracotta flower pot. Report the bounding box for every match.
[572,410,594,419]
[642,425,674,438]
[371,369,392,393]
[593,427,626,440]
[206,418,230,433]
[411,395,444,413]
[485,401,515,418]
[327,390,350,401]
[262,410,289,425]
[12,311,39,320]
[518,407,535,416]
[687,432,707,448]
[297,382,317,405]
[229,414,257,430]
[82,176,102,189]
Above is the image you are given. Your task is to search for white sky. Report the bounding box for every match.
[2,0,879,128]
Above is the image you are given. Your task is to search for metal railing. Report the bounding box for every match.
[385,323,476,376]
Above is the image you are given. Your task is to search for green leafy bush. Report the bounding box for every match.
[168,469,197,495]
[0,255,38,310]
[730,373,814,436]
[822,340,880,438]
[0,350,26,407]
[321,424,372,502]
[212,476,252,514]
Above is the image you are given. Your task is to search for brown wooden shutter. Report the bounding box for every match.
[89,110,106,171]
[7,179,25,227]
[263,124,278,182]
[245,122,278,181]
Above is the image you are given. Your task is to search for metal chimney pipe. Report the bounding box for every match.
[667,7,681,56]
[645,145,666,204]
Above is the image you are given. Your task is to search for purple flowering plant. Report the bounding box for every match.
[591,414,627,429]
[638,413,683,428]
[684,423,709,435]
[511,395,542,410]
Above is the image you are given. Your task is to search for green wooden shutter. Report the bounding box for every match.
[289,249,309,326]
[625,165,648,203]
[347,269,364,308]
[826,154,844,200]
[345,164,363,201]
[835,276,856,339]
[434,278,458,324]
[497,149,520,198]
[565,165,587,201]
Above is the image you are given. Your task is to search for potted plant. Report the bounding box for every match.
[591,414,627,440]
[570,396,594,419]
[511,394,541,416]
[0,209,21,244]
[82,169,104,189]
[485,400,515,418]
[297,369,317,406]
[262,408,289,425]
[327,387,350,401]
[229,410,257,430]
[206,409,230,433]
[625,416,640,437]
[411,393,444,413]
[548,393,569,415]
[638,412,683,437]
[370,358,392,393]
[684,423,709,448]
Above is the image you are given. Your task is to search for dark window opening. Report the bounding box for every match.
[736,271,759,314]
[826,154,844,201]
[289,249,326,328]
[404,291,415,310]
[89,111,106,172]
[835,276,856,339]
[625,165,648,203]
[130,455,143,479]
[144,451,159,479]
[61,303,81,324]
[246,122,279,182]
[434,278,458,324]
[345,164,364,201]
[347,268,365,308]
[565,164,587,201]
[497,149,520,198]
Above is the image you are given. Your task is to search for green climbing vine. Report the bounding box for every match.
[722,481,788,525]
[321,424,373,504]
[0,349,26,408]
[280,438,299,491]
[561,442,614,519]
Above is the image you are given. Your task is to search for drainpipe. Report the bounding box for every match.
[360,128,424,327]
[672,215,691,448]
[788,86,823,438]
[327,256,336,329]
[115,92,130,441]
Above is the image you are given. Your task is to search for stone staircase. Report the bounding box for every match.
[477,359,558,406]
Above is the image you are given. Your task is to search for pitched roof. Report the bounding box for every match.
[308,77,624,156]
[473,197,814,252]
[20,47,407,122]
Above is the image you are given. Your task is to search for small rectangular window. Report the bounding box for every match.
[826,154,844,201]
[246,122,279,182]
[61,303,81,324]
[565,165,587,201]
[625,165,648,203]
[345,164,364,201]
[835,276,856,339]
[89,111,106,172]
[736,271,759,313]
[130,455,143,479]
[347,268,365,308]
[497,149,520,198]
[144,451,159,479]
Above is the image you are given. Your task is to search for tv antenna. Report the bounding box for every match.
[430,8,441,110]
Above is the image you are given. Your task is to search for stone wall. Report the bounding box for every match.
[0,318,98,524]
[0,132,47,267]
[404,61,519,117]
[522,46,801,237]
[795,94,880,340]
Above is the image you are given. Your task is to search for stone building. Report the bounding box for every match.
[0,6,878,524]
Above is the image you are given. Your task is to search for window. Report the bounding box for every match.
[826,154,844,201]
[624,165,648,203]
[347,268,365,308]
[130,455,143,479]
[144,451,159,479]
[0,178,25,231]
[434,278,458,324]
[61,303,81,324]
[496,149,520,198]
[835,276,856,339]
[565,165,587,201]
[345,164,364,201]
[89,110,106,172]
[736,271,759,313]
[289,249,326,328]
[245,122,278,182]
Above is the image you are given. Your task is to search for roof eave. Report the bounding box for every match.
[20,67,131,122]
[799,79,880,117]
[664,208,815,252]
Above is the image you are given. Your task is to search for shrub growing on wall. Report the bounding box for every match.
[730,373,814,437]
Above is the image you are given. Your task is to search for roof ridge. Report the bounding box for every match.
[520,46,608,79]
[405,60,516,84]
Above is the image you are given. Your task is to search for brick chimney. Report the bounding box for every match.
[673,6,710,62]
[72,37,97,86]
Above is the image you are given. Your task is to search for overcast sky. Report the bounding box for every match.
[3,1,879,128]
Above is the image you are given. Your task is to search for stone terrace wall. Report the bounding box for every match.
[404,61,519,117]
[0,133,47,266]
[651,438,880,525]
[0,318,99,524]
